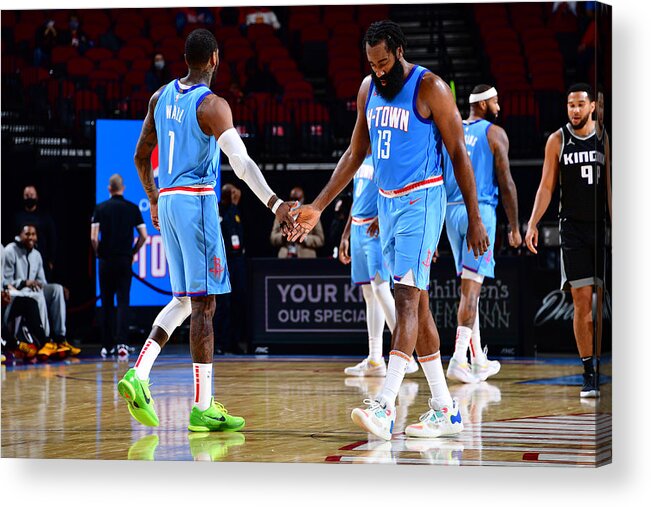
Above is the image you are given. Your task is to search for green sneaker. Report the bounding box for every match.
[188,432,246,461]
[127,435,159,460]
[188,398,245,432]
[117,368,159,427]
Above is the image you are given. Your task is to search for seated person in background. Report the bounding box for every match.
[270,186,324,258]
[2,225,80,360]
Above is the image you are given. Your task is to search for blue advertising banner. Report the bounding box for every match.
[95,119,170,306]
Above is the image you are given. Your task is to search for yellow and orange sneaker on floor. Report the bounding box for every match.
[52,342,71,360]
[14,342,38,360]
[60,340,81,356]
[37,341,58,361]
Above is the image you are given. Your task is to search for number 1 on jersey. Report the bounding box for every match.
[168,130,175,174]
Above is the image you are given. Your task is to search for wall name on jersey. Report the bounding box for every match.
[562,150,605,166]
[166,104,185,124]
[366,106,410,132]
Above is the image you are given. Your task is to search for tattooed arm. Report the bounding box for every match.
[134,87,163,230]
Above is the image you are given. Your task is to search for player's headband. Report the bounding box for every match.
[469,87,497,104]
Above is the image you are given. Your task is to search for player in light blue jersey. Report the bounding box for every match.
[119,29,295,432]
[290,21,489,441]
[338,153,418,377]
[442,84,521,384]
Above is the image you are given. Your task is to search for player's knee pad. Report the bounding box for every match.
[461,268,485,284]
[153,297,191,336]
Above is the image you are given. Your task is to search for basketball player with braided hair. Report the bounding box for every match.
[290,20,489,440]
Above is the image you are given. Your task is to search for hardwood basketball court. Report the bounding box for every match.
[1,354,611,466]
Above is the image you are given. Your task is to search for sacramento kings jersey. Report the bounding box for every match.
[558,123,606,223]
[366,65,443,191]
[443,119,498,206]
[154,80,220,189]
[351,155,379,219]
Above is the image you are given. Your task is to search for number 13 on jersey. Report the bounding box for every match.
[377,130,391,159]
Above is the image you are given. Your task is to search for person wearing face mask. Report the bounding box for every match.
[146,53,172,93]
[13,185,58,280]
[60,14,87,50]
[270,186,324,258]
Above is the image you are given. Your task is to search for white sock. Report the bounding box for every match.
[470,301,486,364]
[134,339,161,381]
[371,278,396,332]
[419,352,453,409]
[193,363,213,411]
[452,326,473,363]
[362,284,384,362]
[377,350,409,409]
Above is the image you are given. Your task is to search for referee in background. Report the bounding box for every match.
[91,174,148,358]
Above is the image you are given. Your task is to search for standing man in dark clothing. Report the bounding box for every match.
[525,83,611,399]
[91,174,148,358]
[214,183,246,353]
[14,185,58,279]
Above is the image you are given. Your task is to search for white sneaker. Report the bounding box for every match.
[344,357,386,377]
[100,347,109,358]
[446,357,480,384]
[404,438,464,465]
[471,346,501,381]
[351,399,396,441]
[405,357,419,375]
[405,398,464,438]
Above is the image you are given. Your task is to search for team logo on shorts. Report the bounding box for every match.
[209,256,224,278]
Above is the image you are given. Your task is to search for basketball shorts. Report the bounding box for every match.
[559,218,604,291]
[378,184,446,291]
[445,202,496,278]
[158,189,231,297]
[350,218,391,285]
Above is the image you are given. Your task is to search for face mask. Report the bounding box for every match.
[24,198,37,208]
[154,60,165,70]
[69,21,79,30]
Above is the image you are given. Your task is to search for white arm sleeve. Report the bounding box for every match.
[217,128,275,208]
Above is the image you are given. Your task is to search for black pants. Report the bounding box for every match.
[99,257,132,349]
[214,256,246,352]
[3,296,47,348]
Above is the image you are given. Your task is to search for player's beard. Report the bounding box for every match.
[484,110,498,123]
[570,111,591,131]
[371,58,405,101]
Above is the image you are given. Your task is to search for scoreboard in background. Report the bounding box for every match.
[96,119,172,306]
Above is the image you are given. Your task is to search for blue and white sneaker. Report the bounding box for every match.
[405,398,464,438]
[351,398,396,441]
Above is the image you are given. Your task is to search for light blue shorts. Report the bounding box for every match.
[158,191,231,297]
[445,202,496,278]
[378,185,446,291]
[350,219,391,285]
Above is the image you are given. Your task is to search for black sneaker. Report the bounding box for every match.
[580,372,600,398]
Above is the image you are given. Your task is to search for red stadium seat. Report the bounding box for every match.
[268,58,298,75]
[283,81,314,101]
[67,57,95,78]
[246,23,275,41]
[74,89,101,112]
[150,24,177,42]
[118,46,146,62]
[83,10,111,30]
[258,45,290,64]
[323,9,356,28]
[334,77,360,99]
[100,59,128,75]
[20,66,50,87]
[223,46,254,64]
[130,37,155,55]
[215,25,242,43]
[84,47,114,63]
[288,13,319,33]
[275,70,305,87]
[115,22,143,41]
[83,23,109,42]
[130,58,151,71]
[300,24,328,43]
[51,46,80,65]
